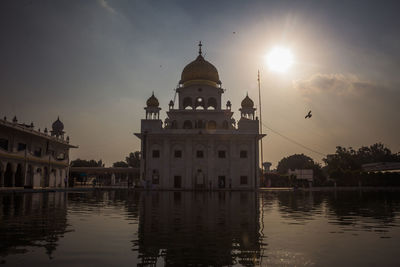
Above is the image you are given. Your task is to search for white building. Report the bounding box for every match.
[135,43,265,190]
[288,169,314,187]
[0,116,77,188]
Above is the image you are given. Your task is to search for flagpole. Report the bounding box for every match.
[258,70,264,176]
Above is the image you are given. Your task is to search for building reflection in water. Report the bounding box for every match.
[0,192,69,261]
[262,190,400,231]
[1,190,399,265]
[133,191,263,266]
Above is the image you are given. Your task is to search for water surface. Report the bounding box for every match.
[1,190,400,266]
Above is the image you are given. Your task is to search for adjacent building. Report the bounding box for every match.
[0,116,77,188]
[135,43,265,190]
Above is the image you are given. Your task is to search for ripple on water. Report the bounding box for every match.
[1,190,400,266]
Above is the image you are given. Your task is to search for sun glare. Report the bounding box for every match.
[266,46,294,73]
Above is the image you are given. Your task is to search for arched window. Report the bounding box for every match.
[183,97,193,109]
[222,120,229,129]
[207,120,217,130]
[196,120,204,129]
[195,97,205,110]
[207,97,217,110]
[171,120,178,129]
[183,120,193,129]
[152,169,160,184]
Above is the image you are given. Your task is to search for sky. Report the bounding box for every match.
[1,0,399,168]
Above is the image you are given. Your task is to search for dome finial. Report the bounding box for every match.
[198,41,202,55]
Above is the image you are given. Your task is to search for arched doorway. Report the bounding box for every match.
[43,167,49,187]
[196,120,204,129]
[26,165,34,188]
[15,164,24,187]
[195,169,206,189]
[4,163,13,187]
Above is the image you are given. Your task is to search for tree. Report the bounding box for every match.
[277,154,325,185]
[126,151,140,168]
[112,161,129,168]
[277,154,316,174]
[356,143,398,164]
[323,143,400,175]
[323,146,360,175]
[70,158,104,167]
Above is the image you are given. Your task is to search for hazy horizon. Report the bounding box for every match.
[1,0,399,168]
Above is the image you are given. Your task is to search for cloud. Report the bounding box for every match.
[293,73,377,97]
[98,0,116,14]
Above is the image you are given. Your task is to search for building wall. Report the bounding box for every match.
[144,134,258,190]
[0,122,72,188]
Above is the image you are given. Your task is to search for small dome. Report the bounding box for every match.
[146,93,159,107]
[241,94,254,108]
[52,116,64,132]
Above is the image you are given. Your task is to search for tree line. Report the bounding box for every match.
[272,143,400,187]
[70,143,400,187]
[70,151,140,168]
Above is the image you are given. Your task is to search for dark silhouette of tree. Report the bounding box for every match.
[277,154,325,185]
[356,143,398,163]
[112,161,129,168]
[126,151,141,168]
[323,143,400,175]
[322,143,400,185]
[70,159,104,167]
[277,154,316,174]
[323,146,360,174]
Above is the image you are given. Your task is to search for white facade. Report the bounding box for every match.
[135,43,264,190]
[288,169,314,182]
[0,116,77,188]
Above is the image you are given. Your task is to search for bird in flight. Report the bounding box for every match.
[305,110,312,119]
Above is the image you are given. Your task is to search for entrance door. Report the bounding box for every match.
[174,176,182,189]
[218,176,226,188]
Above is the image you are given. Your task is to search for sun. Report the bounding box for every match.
[266,46,294,73]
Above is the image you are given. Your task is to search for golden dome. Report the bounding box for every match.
[146,93,159,107]
[241,94,254,108]
[180,42,221,86]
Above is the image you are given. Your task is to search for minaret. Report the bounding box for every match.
[145,92,161,120]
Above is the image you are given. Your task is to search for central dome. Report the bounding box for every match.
[180,44,221,86]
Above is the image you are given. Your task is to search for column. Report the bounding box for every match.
[162,138,170,189]
[23,163,28,187]
[254,136,259,189]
